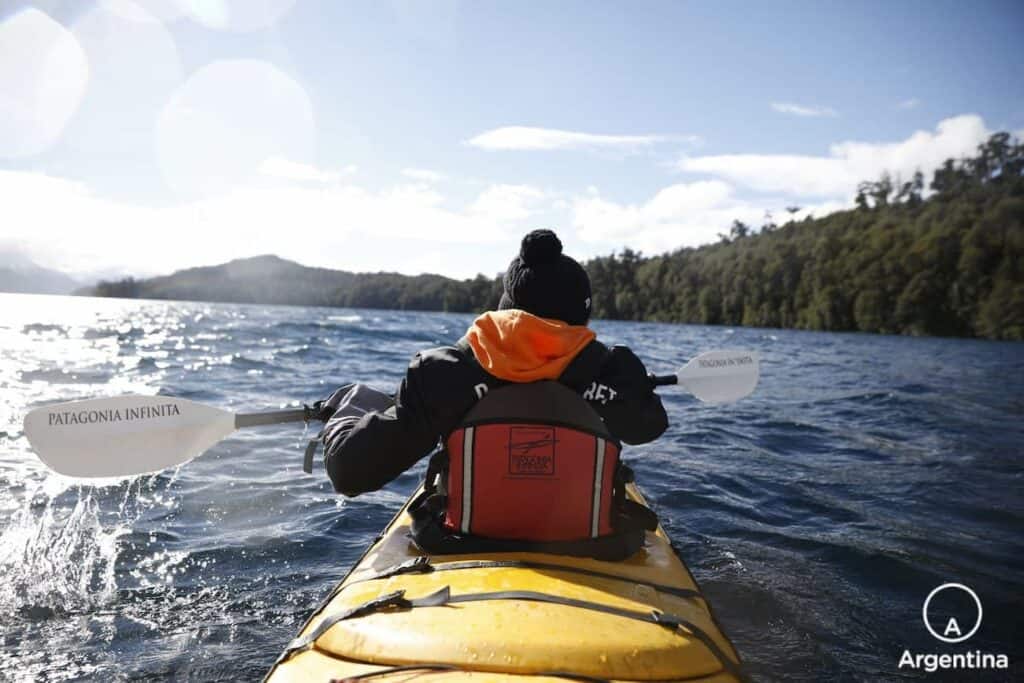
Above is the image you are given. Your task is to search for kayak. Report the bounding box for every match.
[265,481,746,682]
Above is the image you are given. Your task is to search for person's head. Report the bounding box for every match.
[498,229,592,325]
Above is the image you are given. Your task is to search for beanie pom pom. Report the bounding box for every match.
[520,229,563,266]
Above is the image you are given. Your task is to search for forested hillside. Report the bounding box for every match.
[585,132,1023,340]
[86,132,1023,340]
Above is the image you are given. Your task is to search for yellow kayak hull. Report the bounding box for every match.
[266,482,743,682]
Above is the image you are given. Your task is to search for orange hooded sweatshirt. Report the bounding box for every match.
[465,310,596,382]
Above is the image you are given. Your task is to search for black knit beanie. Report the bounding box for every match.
[498,229,592,325]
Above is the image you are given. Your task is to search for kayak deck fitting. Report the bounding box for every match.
[265,482,745,682]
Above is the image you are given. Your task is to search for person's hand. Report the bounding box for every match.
[311,383,356,421]
[314,383,395,422]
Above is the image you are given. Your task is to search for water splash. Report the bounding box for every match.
[0,485,126,617]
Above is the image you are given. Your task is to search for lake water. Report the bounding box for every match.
[1,293,1021,681]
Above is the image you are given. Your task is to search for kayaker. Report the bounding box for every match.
[321,229,667,556]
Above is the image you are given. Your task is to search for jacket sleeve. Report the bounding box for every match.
[323,353,439,496]
[592,345,668,445]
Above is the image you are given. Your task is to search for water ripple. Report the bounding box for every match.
[0,294,1022,681]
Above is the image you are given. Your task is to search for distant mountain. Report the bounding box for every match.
[77,132,1024,340]
[0,256,79,295]
[80,254,502,312]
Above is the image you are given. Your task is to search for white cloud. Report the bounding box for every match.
[0,169,548,277]
[572,181,765,253]
[777,199,853,222]
[570,180,856,254]
[469,184,546,222]
[771,102,839,118]
[677,114,992,197]
[897,98,920,110]
[401,167,448,183]
[259,156,354,183]
[681,154,854,197]
[466,126,696,152]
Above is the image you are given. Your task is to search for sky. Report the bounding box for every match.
[1,0,1023,280]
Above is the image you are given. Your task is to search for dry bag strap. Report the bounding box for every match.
[423,448,448,493]
[280,586,748,683]
[347,557,701,601]
[302,438,319,473]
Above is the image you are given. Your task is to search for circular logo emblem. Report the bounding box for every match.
[922,583,982,643]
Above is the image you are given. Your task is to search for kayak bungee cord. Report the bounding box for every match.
[279,584,749,681]
[341,556,703,601]
[333,665,613,683]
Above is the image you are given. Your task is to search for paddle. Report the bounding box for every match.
[22,395,311,478]
[23,349,759,478]
[649,349,760,403]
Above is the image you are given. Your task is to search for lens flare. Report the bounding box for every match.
[178,0,298,33]
[65,0,184,160]
[0,9,88,159]
[98,0,186,23]
[156,60,315,198]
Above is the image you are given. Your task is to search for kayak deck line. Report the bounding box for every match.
[341,557,705,602]
[329,662,624,683]
[331,664,609,682]
[280,586,747,682]
[265,482,747,682]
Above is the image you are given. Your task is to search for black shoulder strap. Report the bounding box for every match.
[558,339,608,391]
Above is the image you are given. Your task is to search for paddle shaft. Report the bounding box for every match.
[239,369,724,424]
[235,407,312,428]
[234,369,717,428]
[233,368,720,425]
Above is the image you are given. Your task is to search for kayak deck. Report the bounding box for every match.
[266,483,744,682]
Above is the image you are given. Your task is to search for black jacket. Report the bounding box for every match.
[323,336,668,497]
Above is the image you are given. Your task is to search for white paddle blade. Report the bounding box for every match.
[23,395,236,478]
[677,349,760,403]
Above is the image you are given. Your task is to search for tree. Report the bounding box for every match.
[855,184,871,210]
[729,220,750,240]
[870,172,894,207]
[86,132,1024,341]
[909,170,925,206]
